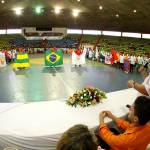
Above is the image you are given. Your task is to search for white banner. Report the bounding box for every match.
[0,52,6,68]
[72,51,85,65]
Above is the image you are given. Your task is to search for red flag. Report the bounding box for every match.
[110,49,118,64]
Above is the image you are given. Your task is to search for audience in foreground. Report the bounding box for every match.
[97,96,150,150]
[56,124,99,150]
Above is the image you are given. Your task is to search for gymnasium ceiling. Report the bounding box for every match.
[0,0,150,33]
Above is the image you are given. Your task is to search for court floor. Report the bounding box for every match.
[0,53,143,103]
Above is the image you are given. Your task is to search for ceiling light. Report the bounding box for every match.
[55,6,61,14]
[73,9,79,17]
[14,7,22,15]
[116,14,119,17]
[77,0,80,1]
[134,9,136,13]
[99,6,103,9]
[1,0,4,3]
[36,7,42,14]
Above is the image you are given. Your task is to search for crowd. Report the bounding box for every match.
[84,47,150,74]
[0,47,25,64]
[1,45,150,149]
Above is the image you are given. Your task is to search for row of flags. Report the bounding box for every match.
[13,48,87,68]
[12,47,117,68]
[13,49,64,68]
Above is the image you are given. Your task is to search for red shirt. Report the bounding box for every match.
[75,49,82,56]
[19,49,24,53]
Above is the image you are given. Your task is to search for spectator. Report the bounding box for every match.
[97,96,150,150]
[136,55,144,73]
[56,124,98,150]
[127,64,150,98]
[129,53,136,73]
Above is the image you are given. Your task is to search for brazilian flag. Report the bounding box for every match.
[13,52,30,68]
[45,50,63,66]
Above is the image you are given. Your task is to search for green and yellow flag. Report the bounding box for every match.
[45,50,63,66]
[13,52,30,68]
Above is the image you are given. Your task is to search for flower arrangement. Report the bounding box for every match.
[66,86,107,107]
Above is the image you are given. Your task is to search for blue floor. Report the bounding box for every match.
[0,54,144,103]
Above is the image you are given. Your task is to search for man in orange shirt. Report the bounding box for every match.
[97,96,150,150]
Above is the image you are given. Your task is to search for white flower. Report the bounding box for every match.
[91,99,96,105]
[83,102,87,106]
[67,87,106,107]
[69,98,75,104]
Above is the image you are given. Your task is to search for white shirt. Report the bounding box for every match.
[120,55,124,63]
[88,51,93,58]
[143,57,149,66]
[138,73,150,98]
[130,56,136,65]
[137,56,144,65]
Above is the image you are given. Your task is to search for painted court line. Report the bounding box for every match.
[52,66,74,95]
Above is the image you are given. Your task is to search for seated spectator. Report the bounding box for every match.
[56,124,98,150]
[128,64,150,98]
[97,96,150,150]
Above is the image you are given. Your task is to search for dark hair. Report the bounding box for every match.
[134,96,150,125]
[56,124,98,150]
[143,62,148,68]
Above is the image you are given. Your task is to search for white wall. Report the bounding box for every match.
[22,27,67,36]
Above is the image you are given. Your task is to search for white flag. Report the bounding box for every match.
[72,51,85,65]
[95,46,99,59]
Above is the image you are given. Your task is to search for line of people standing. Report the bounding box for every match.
[115,52,149,73]
[1,47,25,64]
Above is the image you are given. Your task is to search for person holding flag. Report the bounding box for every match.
[45,48,63,67]
[110,48,118,65]
[99,48,105,63]
[4,49,12,64]
[13,48,30,69]
[18,48,25,53]
[72,47,85,67]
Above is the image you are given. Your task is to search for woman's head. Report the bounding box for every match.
[56,124,98,150]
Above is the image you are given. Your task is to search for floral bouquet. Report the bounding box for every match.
[66,86,107,107]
